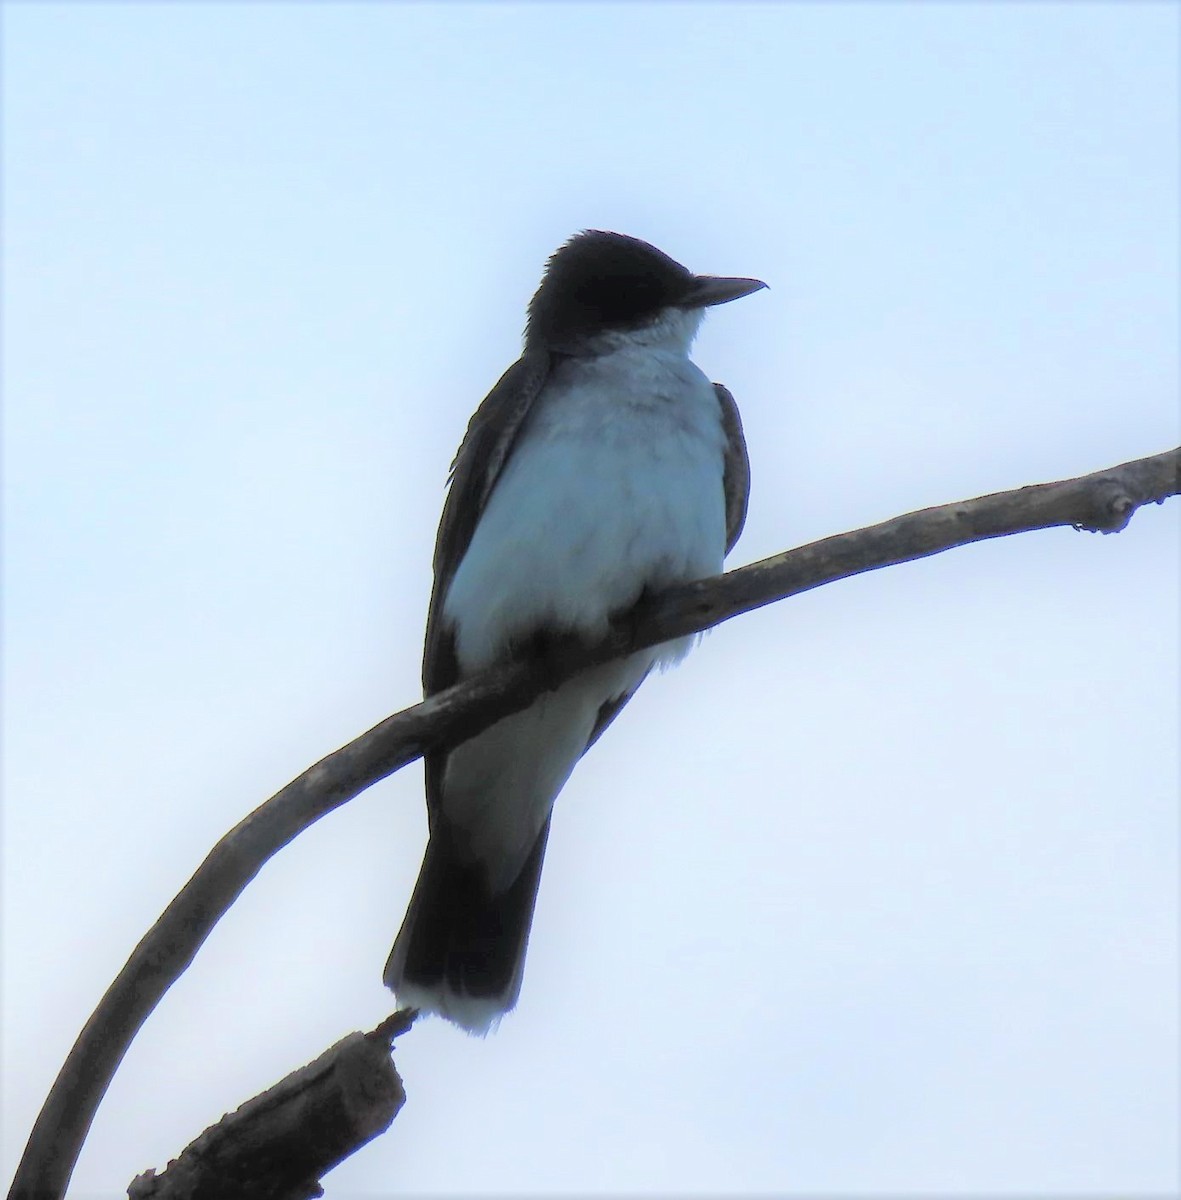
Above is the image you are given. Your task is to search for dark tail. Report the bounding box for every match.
[383,819,551,1035]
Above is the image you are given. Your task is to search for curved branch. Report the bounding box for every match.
[9,445,1178,1200]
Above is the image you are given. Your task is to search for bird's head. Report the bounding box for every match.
[525,230,765,352]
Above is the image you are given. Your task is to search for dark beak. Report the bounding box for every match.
[679,274,768,309]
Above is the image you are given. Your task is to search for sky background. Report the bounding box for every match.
[3,3,1178,1196]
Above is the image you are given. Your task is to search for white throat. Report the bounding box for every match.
[581,305,706,359]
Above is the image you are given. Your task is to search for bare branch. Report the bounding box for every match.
[640,443,1180,642]
[126,1012,415,1200]
[8,445,1178,1200]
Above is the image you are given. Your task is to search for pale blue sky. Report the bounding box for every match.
[3,3,1178,1195]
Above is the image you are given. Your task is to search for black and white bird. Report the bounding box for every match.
[384,230,765,1033]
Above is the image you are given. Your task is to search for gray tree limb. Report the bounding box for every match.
[8,445,1178,1200]
[125,1012,415,1200]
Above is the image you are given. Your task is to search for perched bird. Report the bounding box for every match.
[384,230,765,1033]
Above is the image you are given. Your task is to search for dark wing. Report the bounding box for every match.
[422,350,552,823]
[423,349,552,699]
[582,381,751,752]
[714,382,751,553]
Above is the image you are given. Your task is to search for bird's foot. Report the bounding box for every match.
[521,628,595,693]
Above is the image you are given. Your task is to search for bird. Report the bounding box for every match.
[384,230,765,1033]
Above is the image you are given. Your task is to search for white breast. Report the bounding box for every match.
[444,317,729,674]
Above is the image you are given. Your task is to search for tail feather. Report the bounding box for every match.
[384,819,551,1035]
